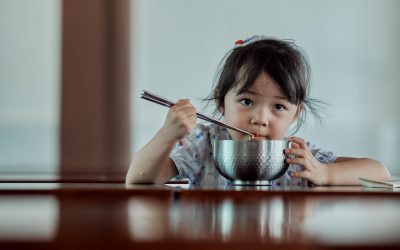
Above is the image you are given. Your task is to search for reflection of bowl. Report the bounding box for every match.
[213,139,290,185]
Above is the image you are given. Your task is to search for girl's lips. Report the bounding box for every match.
[251,134,267,140]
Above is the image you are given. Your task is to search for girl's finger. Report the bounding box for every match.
[179,108,197,118]
[286,157,306,167]
[290,142,301,149]
[176,103,195,111]
[289,137,308,149]
[188,116,197,124]
[290,170,310,179]
[285,148,305,157]
[173,99,194,110]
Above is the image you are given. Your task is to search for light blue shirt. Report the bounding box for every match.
[170,123,337,187]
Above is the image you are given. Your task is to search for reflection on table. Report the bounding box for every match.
[0,182,399,249]
[0,196,58,241]
[127,193,400,246]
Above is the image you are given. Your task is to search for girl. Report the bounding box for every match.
[126,35,390,186]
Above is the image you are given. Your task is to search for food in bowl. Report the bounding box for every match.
[213,139,290,185]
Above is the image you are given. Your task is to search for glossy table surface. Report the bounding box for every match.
[1,180,400,250]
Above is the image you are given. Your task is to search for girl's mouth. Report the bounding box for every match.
[250,134,267,140]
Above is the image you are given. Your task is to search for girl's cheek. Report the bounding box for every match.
[225,115,241,126]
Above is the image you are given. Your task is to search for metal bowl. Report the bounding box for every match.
[212,139,290,185]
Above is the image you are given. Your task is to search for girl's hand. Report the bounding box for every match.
[159,99,197,143]
[284,137,329,185]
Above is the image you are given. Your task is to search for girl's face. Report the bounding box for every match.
[222,72,301,140]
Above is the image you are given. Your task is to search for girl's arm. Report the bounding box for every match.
[325,157,391,185]
[286,137,391,186]
[125,99,197,184]
[125,129,179,184]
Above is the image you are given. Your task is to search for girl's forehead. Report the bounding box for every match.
[235,72,284,96]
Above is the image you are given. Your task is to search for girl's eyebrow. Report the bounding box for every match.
[274,95,289,100]
[239,90,289,101]
[237,89,258,96]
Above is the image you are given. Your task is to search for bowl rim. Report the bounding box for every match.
[212,139,291,143]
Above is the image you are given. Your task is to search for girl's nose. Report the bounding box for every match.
[250,110,269,127]
[251,119,268,127]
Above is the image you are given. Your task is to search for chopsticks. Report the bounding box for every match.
[141,90,255,137]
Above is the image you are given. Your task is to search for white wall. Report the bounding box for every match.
[131,0,400,174]
[0,0,61,173]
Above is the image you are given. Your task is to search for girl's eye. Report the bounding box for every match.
[240,98,253,106]
[274,104,286,111]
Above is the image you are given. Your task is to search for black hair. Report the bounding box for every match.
[204,37,325,135]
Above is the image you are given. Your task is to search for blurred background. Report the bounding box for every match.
[1,0,399,177]
[0,0,61,174]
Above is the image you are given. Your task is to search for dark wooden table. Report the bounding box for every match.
[0,178,399,250]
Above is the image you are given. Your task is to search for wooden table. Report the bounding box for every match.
[0,181,399,250]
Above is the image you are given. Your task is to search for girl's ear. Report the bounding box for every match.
[216,99,225,116]
[217,104,224,116]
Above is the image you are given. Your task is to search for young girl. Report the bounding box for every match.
[126,35,390,186]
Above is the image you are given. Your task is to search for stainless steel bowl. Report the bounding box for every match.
[213,139,290,185]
